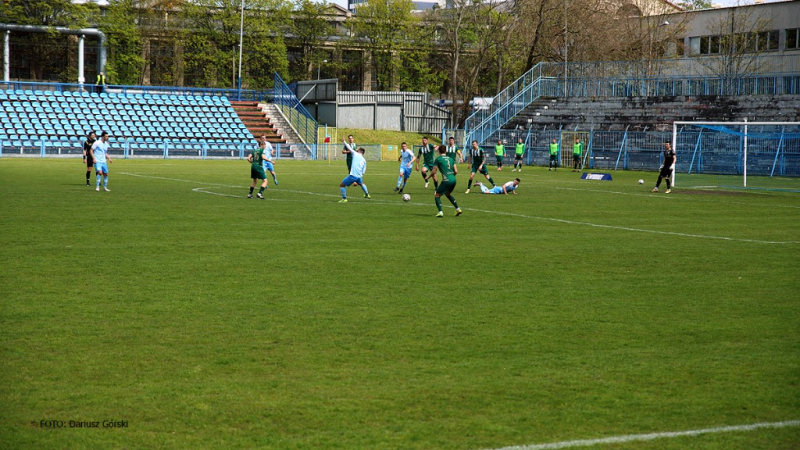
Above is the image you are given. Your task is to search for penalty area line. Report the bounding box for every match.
[480,420,800,450]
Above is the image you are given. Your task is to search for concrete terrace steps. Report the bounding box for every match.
[229,101,286,144]
[507,95,800,132]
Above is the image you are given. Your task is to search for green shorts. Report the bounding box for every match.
[423,162,435,172]
[471,164,489,175]
[436,179,457,195]
[251,166,267,180]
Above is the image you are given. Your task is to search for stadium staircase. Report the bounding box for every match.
[229,101,285,144]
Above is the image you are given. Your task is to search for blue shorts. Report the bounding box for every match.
[94,162,108,174]
[263,161,274,172]
[400,166,412,179]
[342,175,363,186]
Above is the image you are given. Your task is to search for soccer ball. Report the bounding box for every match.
[638,179,644,185]
[402,194,411,202]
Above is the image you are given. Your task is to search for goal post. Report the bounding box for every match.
[672,121,800,189]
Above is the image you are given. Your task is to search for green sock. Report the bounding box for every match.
[488,177,495,186]
[446,194,458,209]
[435,197,442,212]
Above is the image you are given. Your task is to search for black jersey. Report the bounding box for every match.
[84,138,95,159]
[663,149,676,166]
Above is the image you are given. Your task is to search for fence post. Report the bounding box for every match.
[164,140,169,159]
[40,139,45,157]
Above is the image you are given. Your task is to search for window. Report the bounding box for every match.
[710,35,721,54]
[788,28,800,50]
[757,30,779,51]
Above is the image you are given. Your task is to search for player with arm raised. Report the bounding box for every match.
[394,142,416,194]
[343,135,356,173]
[652,142,676,194]
[415,136,438,189]
[465,140,495,194]
[426,145,462,217]
[477,178,520,194]
[339,146,370,202]
[90,131,113,192]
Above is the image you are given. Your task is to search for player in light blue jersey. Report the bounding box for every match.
[90,131,113,192]
[477,178,520,195]
[339,146,370,203]
[259,135,278,185]
[393,142,416,194]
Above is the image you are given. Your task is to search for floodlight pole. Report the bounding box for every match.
[237,0,244,101]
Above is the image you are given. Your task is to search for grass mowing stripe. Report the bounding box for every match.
[481,420,800,450]
[129,171,797,244]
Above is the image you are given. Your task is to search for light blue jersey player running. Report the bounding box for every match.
[394,142,416,194]
[90,131,113,192]
[478,178,520,195]
[339,143,370,203]
[260,136,278,185]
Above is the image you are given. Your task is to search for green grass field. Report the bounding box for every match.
[1,158,799,450]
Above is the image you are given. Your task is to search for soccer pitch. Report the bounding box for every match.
[1,158,798,450]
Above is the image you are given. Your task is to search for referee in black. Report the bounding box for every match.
[83,131,96,186]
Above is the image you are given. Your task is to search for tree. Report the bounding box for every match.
[181,0,289,89]
[289,0,334,81]
[100,0,145,86]
[0,0,97,81]
[676,0,711,11]
[350,0,418,91]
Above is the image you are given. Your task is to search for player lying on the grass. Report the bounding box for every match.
[247,141,269,199]
[652,141,675,194]
[339,146,370,203]
[260,135,278,186]
[476,178,520,195]
[425,145,462,218]
[416,136,438,189]
[465,140,496,193]
[394,142,415,194]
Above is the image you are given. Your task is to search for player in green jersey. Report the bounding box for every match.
[465,140,495,194]
[572,138,583,172]
[343,135,356,172]
[512,137,525,172]
[494,139,505,171]
[446,136,463,163]
[549,138,559,171]
[425,145,462,217]
[247,144,268,199]
[415,136,438,189]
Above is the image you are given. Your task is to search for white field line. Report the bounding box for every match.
[120,172,800,245]
[555,186,800,209]
[480,420,800,450]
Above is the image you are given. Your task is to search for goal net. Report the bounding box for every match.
[672,121,800,191]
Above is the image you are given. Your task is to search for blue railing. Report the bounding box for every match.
[0,80,274,102]
[463,54,800,147]
[273,73,317,145]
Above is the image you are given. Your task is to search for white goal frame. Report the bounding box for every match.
[673,120,800,188]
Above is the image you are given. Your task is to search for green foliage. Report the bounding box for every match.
[677,0,713,11]
[289,0,334,81]
[351,0,418,90]
[100,0,145,85]
[1,158,799,449]
[181,0,289,89]
[0,0,97,81]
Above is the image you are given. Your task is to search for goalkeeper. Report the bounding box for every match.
[652,142,676,194]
